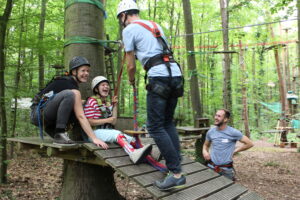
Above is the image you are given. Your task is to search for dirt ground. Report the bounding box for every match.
[0,139,299,200]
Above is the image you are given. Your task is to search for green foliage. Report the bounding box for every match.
[2,0,299,139]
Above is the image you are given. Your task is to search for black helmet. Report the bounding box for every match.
[69,56,90,71]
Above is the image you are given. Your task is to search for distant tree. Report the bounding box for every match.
[38,0,47,90]
[182,0,202,122]
[0,0,13,184]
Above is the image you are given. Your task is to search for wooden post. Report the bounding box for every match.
[63,1,123,199]
[238,40,250,137]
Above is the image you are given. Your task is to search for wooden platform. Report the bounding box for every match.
[7,137,264,200]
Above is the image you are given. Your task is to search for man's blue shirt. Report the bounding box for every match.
[206,126,243,165]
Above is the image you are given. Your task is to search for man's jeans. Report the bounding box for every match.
[146,76,183,174]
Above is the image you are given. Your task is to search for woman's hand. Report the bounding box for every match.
[112,96,118,105]
[92,138,108,149]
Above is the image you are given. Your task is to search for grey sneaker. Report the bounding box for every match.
[53,133,76,145]
[129,144,152,164]
[154,173,186,191]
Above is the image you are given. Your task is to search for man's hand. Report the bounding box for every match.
[203,151,211,161]
[92,138,108,149]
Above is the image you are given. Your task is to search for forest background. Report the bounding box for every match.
[0,0,299,189]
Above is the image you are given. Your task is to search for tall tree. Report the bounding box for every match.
[38,0,47,90]
[239,40,250,137]
[219,0,233,116]
[182,0,202,122]
[0,0,13,184]
[62,1,122,199]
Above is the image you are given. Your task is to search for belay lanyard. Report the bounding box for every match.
[37,93,55,140]
[115,52,167,172]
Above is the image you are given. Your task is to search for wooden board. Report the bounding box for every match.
[7,137,80,151]
[161,176,233,200]
[203,184,248,200]
[147,170,222,199]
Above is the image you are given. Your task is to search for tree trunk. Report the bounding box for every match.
[219,0,233,119]
[269,26,288,142]
[38,0,47,90]
[239,40,250,137]
[63,1,122,199]
[298,0,300,74]
[0,0,13,184]
[10,0,27,158]
[61,161,124,200]
[251,48,259,128]
[182,0,202,123]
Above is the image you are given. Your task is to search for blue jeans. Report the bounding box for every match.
[146,76,183,174]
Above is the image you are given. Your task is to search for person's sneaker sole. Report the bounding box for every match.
[53,142,77,146]
[153,183,186,191]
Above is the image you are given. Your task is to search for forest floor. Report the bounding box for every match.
[0,138,299,200]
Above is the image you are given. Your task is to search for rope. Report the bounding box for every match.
[64,36,120,47]
[171,18,298,38]
[65,0,107,18]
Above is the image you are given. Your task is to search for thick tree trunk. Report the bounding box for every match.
[182,0,202,123]
[239,41,250,137]
[0,0,13,184]
[219,0,233,120]
[63,1,122,199]
[61,161,124,200]
[38,0,47,90]
[64,0,105,98]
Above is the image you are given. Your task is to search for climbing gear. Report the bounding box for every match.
[132,21,184,98]
[132,21,174,75]
[53,132,75,145]
[208,160,234,173]
[69,56,90,72]
[36,91,55,140]
[154,173,186,191]
[117,0,139,18]
[91,76,109,92]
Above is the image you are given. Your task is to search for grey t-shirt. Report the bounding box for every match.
[206,126,243,165]
[122,19,181,77]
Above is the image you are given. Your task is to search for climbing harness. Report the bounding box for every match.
[37,91,55,140]
[208,160,234,173]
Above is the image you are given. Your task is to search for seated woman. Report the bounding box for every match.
[30,56,108,149]
[83,76,152,164]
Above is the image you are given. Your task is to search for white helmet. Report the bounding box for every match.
[117,0,139,18]
[91,76,109,91]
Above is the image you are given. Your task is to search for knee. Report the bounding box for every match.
[61,90,75,104]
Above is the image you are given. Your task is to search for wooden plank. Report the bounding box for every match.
[161,176,233,200]
[83,143,120,152]
[134,163,211,187]
[203,184,248,200]
[147,169,222,199]
[117,155,195,178]
[238,191,264,200]
[94,148,127,159]
[106,156,133,168]
[7,137,80,151]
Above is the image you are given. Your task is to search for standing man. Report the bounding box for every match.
[203,109,253,180]
[117,0,185,190]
